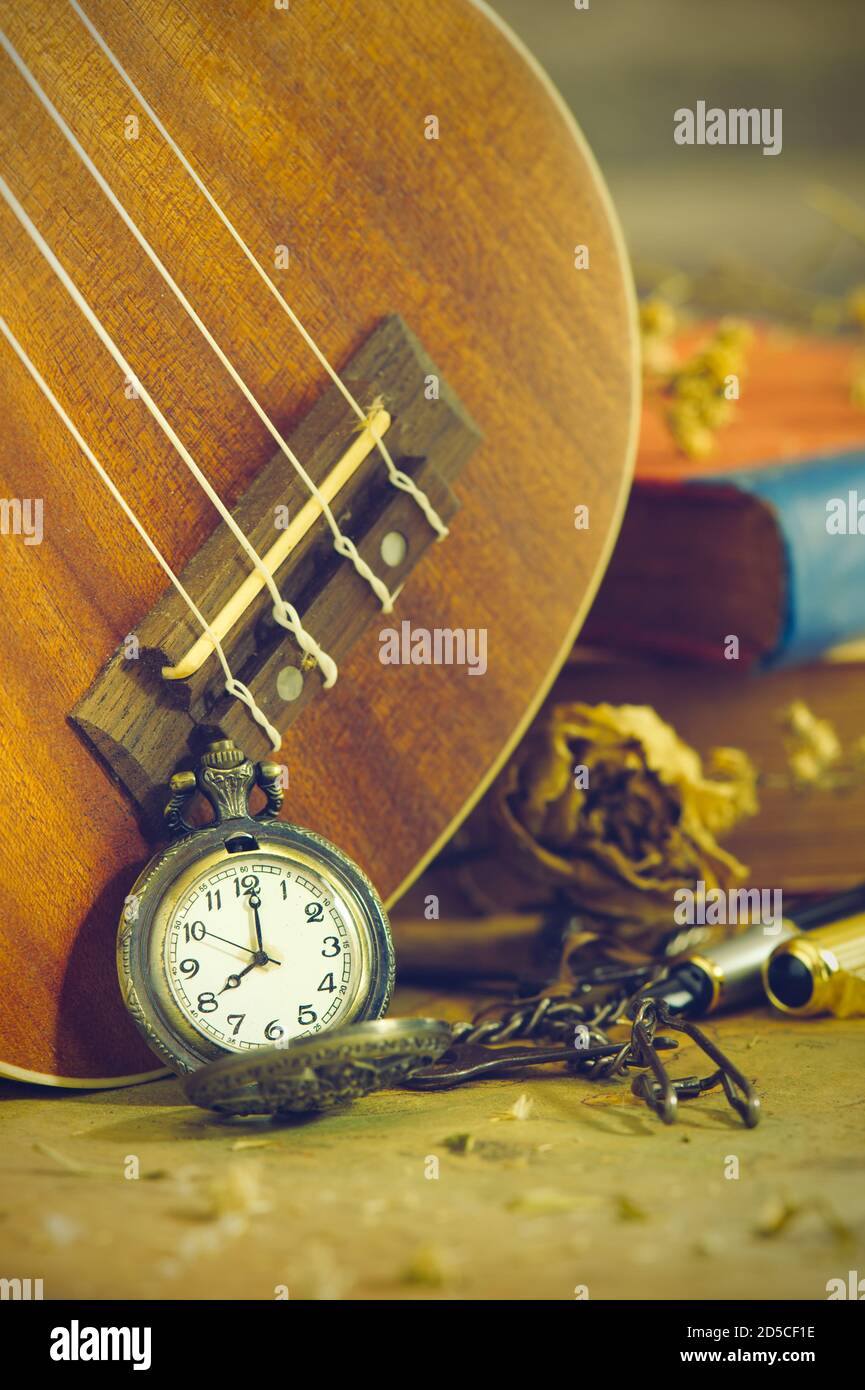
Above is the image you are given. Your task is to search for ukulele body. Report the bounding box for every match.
[0,0,638,1083]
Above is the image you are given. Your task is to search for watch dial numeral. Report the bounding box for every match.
[197,992,219,1014]
[205,888,221,912]
[226,1013,245,1037]
[264,1019,284,1041]
[318,973,336,993]
[235,873,260,898]
[305,901,324,923]
[184,921,206,943]
[179,958,199,978]
[321,936,340,957]
[297,1004,317,1026]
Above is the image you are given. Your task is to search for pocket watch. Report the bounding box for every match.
[118,739,395,1074]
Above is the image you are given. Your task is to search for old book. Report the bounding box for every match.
[581,329,865,667]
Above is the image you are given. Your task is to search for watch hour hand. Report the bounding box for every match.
[218,952,282,993]
[219,959,257,994]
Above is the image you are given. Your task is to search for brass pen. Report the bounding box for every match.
[763,902,865,1016]
[643,884,865,1017]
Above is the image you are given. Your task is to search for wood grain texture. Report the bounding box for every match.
[0,0,637,1081]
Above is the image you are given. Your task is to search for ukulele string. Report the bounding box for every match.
[68,0,450,541]
[0,313,282,751]
[0,28,395,621]
[0,167,338,700]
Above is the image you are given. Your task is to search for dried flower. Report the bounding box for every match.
[664,318,753,457]
[464,702,758,950]
[640,295,679,374]
[781,700,842,787]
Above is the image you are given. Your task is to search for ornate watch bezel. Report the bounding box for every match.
[184,1018,455,1115]
[117,743,394,1075]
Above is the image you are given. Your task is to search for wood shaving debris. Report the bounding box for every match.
[158,1165,272,1281]
[442,1133,474,1155]
[400,1243,459,1288]
[157,1213,248,1280]
[754,1194,853,1245]
[31,1141,165,1181]
[296,1243,352,1301]
[441,1134,526,1162]
[506,1188,597,1216]
[174,1161,270,1222]
[754,1195,801,1237]
[615,1194,649,1223]
[33,1142,110,1178]
[206,1162,271,1218]
[42,1212,85,1247]
[491,1094,535,1122]
[580,1090,642,1109]
[693,1231,726,1257]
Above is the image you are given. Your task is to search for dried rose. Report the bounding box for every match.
[462,702,758,949]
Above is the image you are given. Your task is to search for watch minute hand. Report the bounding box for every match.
[205,929,258,956]
[203,927,281,966]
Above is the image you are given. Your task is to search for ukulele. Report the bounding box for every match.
[0,0,638,1085]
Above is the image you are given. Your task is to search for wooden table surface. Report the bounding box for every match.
[1,987,862,1301]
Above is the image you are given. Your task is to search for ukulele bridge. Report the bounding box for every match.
[160,403,392,682]
[71,315,481,829]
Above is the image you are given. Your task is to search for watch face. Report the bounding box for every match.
[120,818,393,1073]
[162,850,367,1052]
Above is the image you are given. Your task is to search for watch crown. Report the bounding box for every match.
[165,740,283,837]
[202,739,245,770]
